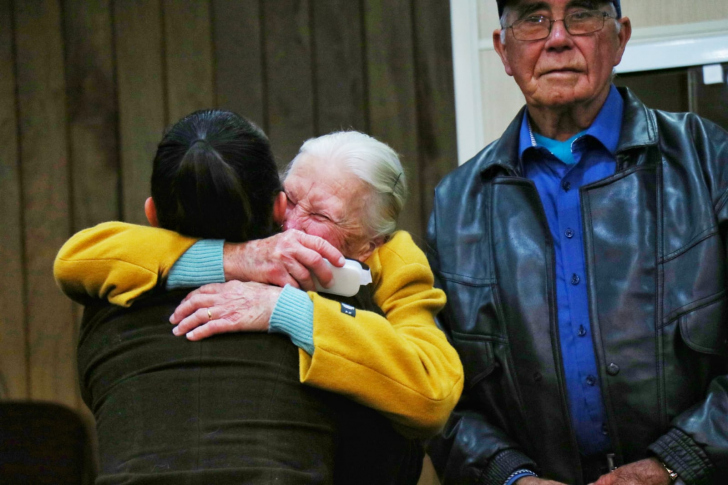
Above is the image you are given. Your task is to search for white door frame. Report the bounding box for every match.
[450,0,486,165]
[450,0,728,164]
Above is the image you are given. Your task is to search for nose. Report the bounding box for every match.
[545,18,572,49]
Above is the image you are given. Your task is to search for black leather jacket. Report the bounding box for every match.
[426,88,728,485]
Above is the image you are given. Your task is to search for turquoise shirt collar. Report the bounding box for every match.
[519,84,624,162]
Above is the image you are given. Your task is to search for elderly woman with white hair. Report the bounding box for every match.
[55,130,464,438]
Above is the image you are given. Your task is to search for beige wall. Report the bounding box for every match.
[476,0,728,145]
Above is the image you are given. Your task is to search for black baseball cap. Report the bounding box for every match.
[496,1,622,19]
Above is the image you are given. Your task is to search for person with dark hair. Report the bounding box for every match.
[65,110,439,484]
[56,130,463,442]
[147,109,281,242]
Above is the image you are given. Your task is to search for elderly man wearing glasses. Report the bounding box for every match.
[426,1,728,485]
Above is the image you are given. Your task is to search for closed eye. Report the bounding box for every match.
[285,192,296,207]
[311,213,332,222]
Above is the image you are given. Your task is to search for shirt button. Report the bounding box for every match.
[561,180,571,191]
[586,375,597,386]
[578,325,587,337]
[607,363,620,376]
[565,228,574,238]
[571,274,580,285]
[602,423,609,435]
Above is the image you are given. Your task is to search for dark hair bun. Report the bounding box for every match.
[151,110,281,242]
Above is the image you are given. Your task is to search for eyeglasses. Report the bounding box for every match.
[506,10,614,41]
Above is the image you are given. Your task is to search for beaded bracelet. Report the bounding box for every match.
[504,468,538,485]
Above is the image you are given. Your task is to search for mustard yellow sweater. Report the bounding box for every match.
[54,222,463,436]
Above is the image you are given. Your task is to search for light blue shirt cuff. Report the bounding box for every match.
[166,239,225,290]
[269,285,315,355]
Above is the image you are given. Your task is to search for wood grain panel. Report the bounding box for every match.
[64,0,119,231]
[163,0,214,122]
[13,0,75,405]
[64,0,120,413]
[113,0,165,224]
[0,0,28,400]
[363,0,422,239]
[312,0,367,134]
[263,0,315,168]
[212,0,266,128]
[412,0,458,240]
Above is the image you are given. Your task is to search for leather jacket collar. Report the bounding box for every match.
[473,87,660,179]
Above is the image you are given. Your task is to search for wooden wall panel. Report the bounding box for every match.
[113,0,165,224]
[364,0,422,237]
[312,0,367,134]
[13,0,76,406]
[212,0,266,128]
[2,0,458,440]
[163,0,214,122]
[63,0,119,231]
[413,0,458,242]
[0,0,28,400]
[63,0,119,412]
[263,0,315,168]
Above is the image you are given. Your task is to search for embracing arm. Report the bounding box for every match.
[53,221,343,307]
[169,231,464,437]
[299,231,464,438]
[53,222,197,307]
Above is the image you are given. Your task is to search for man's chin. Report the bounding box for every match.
[530,88,583,109]
[533,78,608,107]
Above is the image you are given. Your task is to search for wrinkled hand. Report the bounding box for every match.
[589,458,671,485]
[223,229,344,291]
[169,281,283,341]
[517,476,567,485]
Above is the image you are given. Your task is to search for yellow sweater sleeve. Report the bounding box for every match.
[299,231,464,437]
[53,222,198,307]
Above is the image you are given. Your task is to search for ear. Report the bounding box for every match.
[492,29,514,77]
[144,197,159,227]
[353,235,386,263]
[273,191,287,226]
[613,16,632,67]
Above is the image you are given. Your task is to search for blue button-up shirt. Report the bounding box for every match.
[518,85,623,456]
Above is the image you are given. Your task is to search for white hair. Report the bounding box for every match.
[500,11,508,44]
[285,131,408,238]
